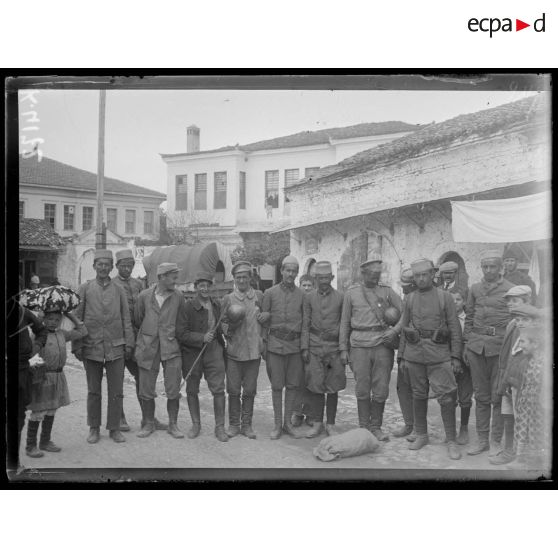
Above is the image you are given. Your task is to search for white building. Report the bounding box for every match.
[160,121,421,247]
[19,155,166,288]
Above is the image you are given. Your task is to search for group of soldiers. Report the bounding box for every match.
[67,244,545,464]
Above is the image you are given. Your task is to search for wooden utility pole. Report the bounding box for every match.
[95,89,106,249]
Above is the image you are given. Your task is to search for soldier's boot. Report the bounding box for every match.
[283,388,304,438]
[468,402,490,455]
[109,430,126,443]
[186,394,201,439]
[167,398,184,439]
[488,406,505,456]
[87,427,100,444]
[213,394,229,442]
[305,391,324,438]
[39,414,61,452]
[406,429,417,443]
[369,400,389,441]
[270,390,283,440]
[120,409,131,432]
[357,398,371,430]
[409,398,429,450]
[136,399,156,438]
[227,394,241,438]
[456,406,470,445]
[25,421,44,458]
[489,415,516,465]
[395,374,414,437]
[240,395,257,439]
[441,396,461,460]
[325,392,339,436]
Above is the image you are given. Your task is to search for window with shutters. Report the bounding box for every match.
[175,174,188,210]
[82,206,94,230]
[265,170,279,208]
[239,171,246,209]
[214,171,227,209]
[64,205,75,231]
[125,209,136,234]
[44,204,56,228]
[107,208,117,233]
[195,173,207,210]
[19,201,24,219]
[144,211,154,234]
[285,168,300,188]
[305,167,320,178]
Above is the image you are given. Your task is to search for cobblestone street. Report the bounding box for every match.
[15,353,541,480]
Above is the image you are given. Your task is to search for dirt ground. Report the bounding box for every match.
[14,353,548,481]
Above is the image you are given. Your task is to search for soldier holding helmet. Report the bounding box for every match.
[222,261,264,439]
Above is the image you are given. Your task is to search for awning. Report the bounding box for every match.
[451,191,551,243]
[142,242,233,286]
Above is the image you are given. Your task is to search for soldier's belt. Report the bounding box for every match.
[269,328,301,341]
[417,328,436,339]
[352,325,386,332]
[472,326,506,336]
[309,326,338,341]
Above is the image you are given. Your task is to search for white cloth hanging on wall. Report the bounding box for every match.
[451,191,551,243]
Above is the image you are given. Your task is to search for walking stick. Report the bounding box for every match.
[180,311,225,389]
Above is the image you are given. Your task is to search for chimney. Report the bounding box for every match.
[187,125,200,153]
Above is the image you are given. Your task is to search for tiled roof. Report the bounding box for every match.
[19,156,166,199]
[19,218,65,248]
[160,121,420,158]
[290,93,548,189]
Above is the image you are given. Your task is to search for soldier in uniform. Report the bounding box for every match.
[72,249,135,444]
[112,249,167,432]
[222,261,264,439]
[502,248,522,285]
[392,268,417,440]
[438,260,468,299]
[397,258,463,460]
[260,255,305,439]
[516,263,537,304]
[339,256,402,441]
[177,271,229,442]
[135,263,187,439]
[301,261,345,438]
[464,250,514,457]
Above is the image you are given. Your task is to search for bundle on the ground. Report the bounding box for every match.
[313,428,380,461]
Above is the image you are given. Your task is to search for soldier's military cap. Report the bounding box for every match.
[360,253,382,268]
[480,250,502,264]
[439,261,458,273]
[157,262,181,276]
[504,285,532,298]
[517,263,530,271]
[94,249,113,262]
[399,268,414,285]
[115,249,134,263]
[231,261,252,276]
[314,261,333,275]
[502,248,519,260]
[410,258,435,273]
[194,270,214,285]
[281,255,299,267]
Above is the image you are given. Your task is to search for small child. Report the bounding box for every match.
[25,308,87,457]
[514,326,549,468]
[450,290,473,445]
[299,274,315,294]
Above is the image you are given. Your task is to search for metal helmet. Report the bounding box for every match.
[227,303,246,323]
[383,306,401,326]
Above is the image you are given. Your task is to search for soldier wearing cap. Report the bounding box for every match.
[502,248,522,284]
[71,249,134,444]
[492,295,538,465]
[176,270,228,442]
[339,255,402,441]
[397,258,463,460]
[134,262,187,439]
[300,261,345,438]
[260,255,305,439]
[112,249,166,432]
[221,261,264,439]
[464,249,514,457]
[515,263,537,304]
[392,268,417,440]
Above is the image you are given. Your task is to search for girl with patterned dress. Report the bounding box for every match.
[25,309,87,458]
[513,326,550,468]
